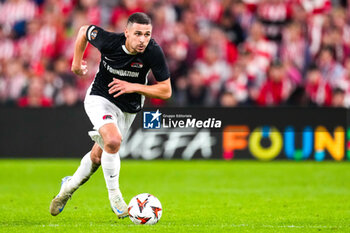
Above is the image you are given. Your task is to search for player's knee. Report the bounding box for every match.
[104,137,121,154]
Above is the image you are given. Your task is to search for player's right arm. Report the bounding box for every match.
[71,25,89,76]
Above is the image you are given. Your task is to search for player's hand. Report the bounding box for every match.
[71,60,88,76]
[108,78,136,98]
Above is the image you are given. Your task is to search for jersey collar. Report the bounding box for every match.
[122,45,137,55]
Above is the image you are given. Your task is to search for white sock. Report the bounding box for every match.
[66,151,99,192]
[101,151,122,199]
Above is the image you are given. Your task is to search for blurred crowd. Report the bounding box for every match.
[1,0,350,108]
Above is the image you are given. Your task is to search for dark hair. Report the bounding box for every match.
[318,45,336,60]
[333,87,345,95]
[307,63,319,72]
[270,60,283,68]
[127,12,152,26]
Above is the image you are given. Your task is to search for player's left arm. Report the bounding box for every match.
[108,78,172,100]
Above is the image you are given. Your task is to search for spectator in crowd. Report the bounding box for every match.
[56,84,80,107]
[176,68,209,106]
[304,65,332,106]
[194,44,230,102]
[316,46,345,88]
[257,0,292,42]
[256,62,292,106]
[149,1,177,47]
[219,91,238,107]
[0,25,16,60]
[0,59,27,105]
[334,57,350,107]
[220,63,248,105]
[331,7,350,61]
[180,8,206,66]
[219,6,245,45]
[321,27,344,63]
[237,50,265,103]
[242,21,278,82]
[204,26,238,64]
[53,56,76,86]
[331,88,346,107]
[299,0,332,57]
[165,22,189,92]
[17,77,53,107]
[281,21,309,74]
[42,67,63,104]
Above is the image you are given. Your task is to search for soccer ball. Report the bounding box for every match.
[127,193,162,225]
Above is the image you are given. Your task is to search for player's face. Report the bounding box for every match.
[125,23,152,53]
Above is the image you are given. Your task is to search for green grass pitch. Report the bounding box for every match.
[0,159,349,233]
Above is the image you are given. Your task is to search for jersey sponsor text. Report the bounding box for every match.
[102,61,139,78]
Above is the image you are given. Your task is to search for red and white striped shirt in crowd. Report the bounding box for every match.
[18,23,58,62]
[305,78,332,106]
[257,0,293,41]
[297,0,332,56]
[0,39,16,60]
[257,1,292,22]
[190,0,223,23]
[223,71,249,103]
[281,24,308,71]
[298,0,331,14]
[1,60,27,101]
[0,0,37,27]
[244,37,278,73]
[281,41,307,71]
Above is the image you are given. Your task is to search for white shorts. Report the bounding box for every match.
[84,94,136,138]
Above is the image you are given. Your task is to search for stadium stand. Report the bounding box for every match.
[0,0,349,108]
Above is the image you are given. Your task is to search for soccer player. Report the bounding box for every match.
[50,12,171,218]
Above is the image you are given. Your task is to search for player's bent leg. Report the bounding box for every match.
[91,142,103,164]
[99,123,128,218]
[50,148,101,216]
[67,148,101,190]
[50,176,73,216]
[99,123,122,153]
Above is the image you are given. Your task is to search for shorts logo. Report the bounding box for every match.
[91,29,98,40]
[103,115,113,120]
[143,110,161,129]
[131,62,143,68]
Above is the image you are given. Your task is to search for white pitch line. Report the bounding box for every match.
[41,224,59,227]
[263,225,342,229]
[164,223,342,229]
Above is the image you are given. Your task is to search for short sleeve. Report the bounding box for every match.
[86,25,116,53]
[149,44,170,82]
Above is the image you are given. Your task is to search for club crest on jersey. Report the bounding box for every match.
[131,62,143,68]
[103,115,112,120]
[91,29,98,40]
